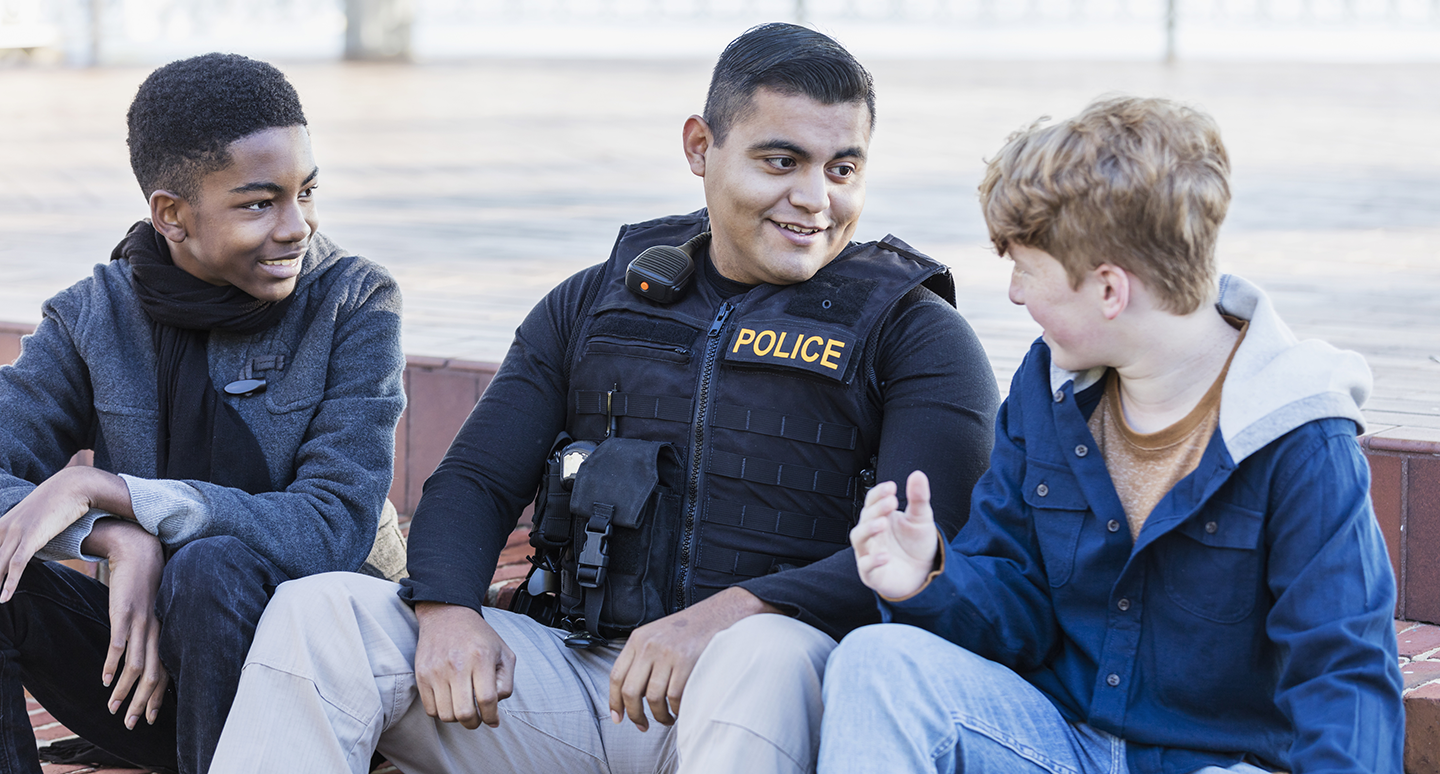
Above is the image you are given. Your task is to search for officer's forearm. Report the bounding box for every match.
[693,585,782,628]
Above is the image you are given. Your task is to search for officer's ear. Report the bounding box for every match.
[682,115,712,178]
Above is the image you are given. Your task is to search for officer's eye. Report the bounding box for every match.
[828,163,857,178]
[764,157,798,170]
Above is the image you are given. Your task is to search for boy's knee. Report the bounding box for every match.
[157,536,279,622]
[827,624,956,684]
[162,536,261,586]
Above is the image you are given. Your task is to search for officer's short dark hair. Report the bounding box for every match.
[127,53,308,201]
[703,23,875,146]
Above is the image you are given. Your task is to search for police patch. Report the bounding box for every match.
[723,320,855,380]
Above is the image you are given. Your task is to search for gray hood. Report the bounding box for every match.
[1050,274,1370,464]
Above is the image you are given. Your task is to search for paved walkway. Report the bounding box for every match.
[1,59,1438,434]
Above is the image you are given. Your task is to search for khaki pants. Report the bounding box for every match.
[211,572,834,774]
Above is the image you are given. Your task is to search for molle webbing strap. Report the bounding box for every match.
[695,546,806,578]
[587,316,698,350]
[573,391,693,424]
[705,499,849,545]
[710,404,857,450]
[706,450,855,498]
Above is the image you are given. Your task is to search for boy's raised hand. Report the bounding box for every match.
[851,470,941,600]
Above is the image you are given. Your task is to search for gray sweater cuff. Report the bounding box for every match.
[119,474,208,545]
[35,509,107,563]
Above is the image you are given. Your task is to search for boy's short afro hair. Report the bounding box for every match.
[127,52,307,201]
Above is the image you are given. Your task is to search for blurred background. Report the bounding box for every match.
[3,0,1439,64]
[1,0,1438,414]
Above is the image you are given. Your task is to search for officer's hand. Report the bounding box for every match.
[414,602,515,729]
[851,470,940,600]
[608,586,776,731]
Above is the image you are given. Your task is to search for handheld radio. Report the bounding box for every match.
[625,231,709,304]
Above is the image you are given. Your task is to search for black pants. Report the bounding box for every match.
[0,535,290,774]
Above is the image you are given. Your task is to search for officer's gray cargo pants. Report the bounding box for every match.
[210,572,834,774]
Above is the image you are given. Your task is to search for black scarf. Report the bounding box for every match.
[112,221,295,494]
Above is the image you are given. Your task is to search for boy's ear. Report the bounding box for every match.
[682,115,712,177]
[1093,264,1131,321]
[148,189,189,243]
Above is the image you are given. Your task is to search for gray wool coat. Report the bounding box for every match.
[0,231,406,579]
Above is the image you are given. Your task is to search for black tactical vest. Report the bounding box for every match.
[553,210,953,635]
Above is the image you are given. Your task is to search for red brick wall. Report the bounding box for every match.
[1364,437,1440,624]
[5,320,1440,625]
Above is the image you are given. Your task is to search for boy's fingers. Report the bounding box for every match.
[862,480,896,507]
[0,545,25,604]
[905,470,933,522]
[103,637,125,687]
[855,551,889,575]
[146,672,168,724]
[110,646,143,714]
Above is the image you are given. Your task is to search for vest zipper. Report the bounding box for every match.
[676,300,734,609]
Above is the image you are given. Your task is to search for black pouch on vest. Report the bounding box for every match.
[560,438,684,638]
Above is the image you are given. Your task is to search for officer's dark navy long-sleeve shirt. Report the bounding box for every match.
[399,245,1000,640]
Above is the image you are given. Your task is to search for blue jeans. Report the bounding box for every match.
[0,535,289,774]
[819,624,1126,774]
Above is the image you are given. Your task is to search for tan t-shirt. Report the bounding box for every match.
[1087,322,1248,540]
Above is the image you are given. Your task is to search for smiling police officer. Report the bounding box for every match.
[213,23,1000,774]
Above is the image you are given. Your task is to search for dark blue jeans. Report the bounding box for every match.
[0,535,290,774]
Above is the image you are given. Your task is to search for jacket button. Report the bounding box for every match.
[1106,673,1121,687]
[1054,389,1065,403]
[1205,521,1218,534]
[1036,483,1049,497]
[1117,598,1131,611]
[1107,519,1120,533]
[1075,444,1088,458]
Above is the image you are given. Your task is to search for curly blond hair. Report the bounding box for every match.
[979,96,1231,314]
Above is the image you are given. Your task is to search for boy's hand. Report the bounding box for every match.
[84,519,169,730]
[851,470,940,600]
[0,468,103,603]
[414,603,515,729]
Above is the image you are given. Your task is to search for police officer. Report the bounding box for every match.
[212,23,1000,774]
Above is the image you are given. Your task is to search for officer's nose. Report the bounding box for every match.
[789,168,829,213]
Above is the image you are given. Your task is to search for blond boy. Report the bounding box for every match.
[819,97,1403,774]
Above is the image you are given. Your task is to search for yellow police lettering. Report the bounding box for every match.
[787,335,805,359]
[801,336,823,362]
[753,330,777,356]
[732,328,756,353]
[773,331,792,358]
[821,339,846,370]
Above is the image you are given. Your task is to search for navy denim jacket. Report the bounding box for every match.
[885,307,1403,774]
